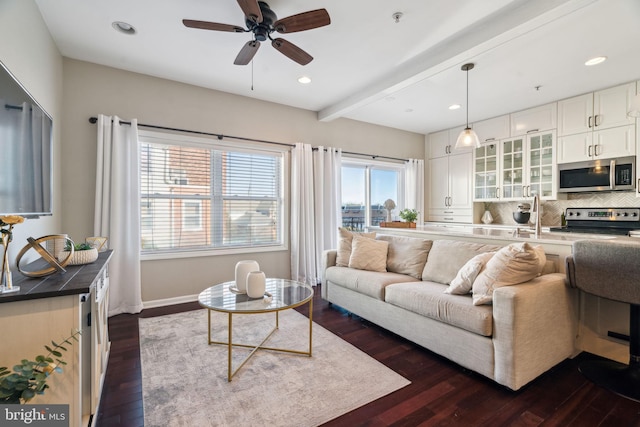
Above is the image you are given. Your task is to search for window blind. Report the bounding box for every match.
[140,137,283,254]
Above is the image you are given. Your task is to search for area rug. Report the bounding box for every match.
[139,309,410,427]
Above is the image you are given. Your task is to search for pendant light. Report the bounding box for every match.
[455,63,480,150]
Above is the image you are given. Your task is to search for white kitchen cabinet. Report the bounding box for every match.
[428,150,473,223]
[428,129,450,158]
[500,130,557,200]
[557,82,637,163]
[473,142,501,201]
[558,125,635,163]
[558,82,636,136]
[510,103,557,136]
[428,127,472,159]
[472,115,510,144]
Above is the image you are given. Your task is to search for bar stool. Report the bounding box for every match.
[566,239,640,402]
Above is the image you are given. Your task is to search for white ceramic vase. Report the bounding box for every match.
[246,271,266,298]
[235,260,259,293]
[481,210,494,224]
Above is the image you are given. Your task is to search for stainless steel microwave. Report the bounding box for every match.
[558,156,636,193]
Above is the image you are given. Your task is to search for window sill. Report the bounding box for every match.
[140,244,288,261]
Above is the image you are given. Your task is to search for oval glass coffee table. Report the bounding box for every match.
[198,278,314,381]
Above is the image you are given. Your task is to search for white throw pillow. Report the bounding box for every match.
[472,243,546,305]
[336,228,376,267]
[445,252,495,295]
[348,235,389,272]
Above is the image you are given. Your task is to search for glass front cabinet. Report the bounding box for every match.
[473,143,500,201]
[499,130,557,200]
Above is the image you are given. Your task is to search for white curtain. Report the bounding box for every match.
[290,143,342,285]
[313,146,342,282]
[95,115,143,316]
[405,159,425,223]
[290,143,315,285]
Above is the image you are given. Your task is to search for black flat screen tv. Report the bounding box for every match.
[0,61,53,217]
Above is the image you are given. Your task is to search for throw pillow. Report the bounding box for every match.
[348,235,389,272]
[376,235,433,279]
[422,240,501,285]
[336,228,376,267]
[472,242,546,305]
[445,251,495,295]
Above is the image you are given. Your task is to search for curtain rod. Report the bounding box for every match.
[88,116,409,162]
[88,116,295,148]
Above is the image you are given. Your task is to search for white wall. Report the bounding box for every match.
[60,59,425,303]
[0,0,63,264]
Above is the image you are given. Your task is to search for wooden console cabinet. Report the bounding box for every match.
[0,250,112,427]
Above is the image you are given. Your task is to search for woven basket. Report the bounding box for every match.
[58,248,99,265]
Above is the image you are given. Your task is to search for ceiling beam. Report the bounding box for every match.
[318,0,597,123]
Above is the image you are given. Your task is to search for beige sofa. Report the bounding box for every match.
[321,233,577,391]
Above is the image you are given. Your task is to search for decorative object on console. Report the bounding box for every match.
[85,236,108,252]
[16,235,74,278]
[0,215,25,293]
[383,199,396,222]
[234,260,260,293]
[58,242,99,266]
[246,271,267,298]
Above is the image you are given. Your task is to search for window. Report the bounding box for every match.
[139,131,286,257]
[341,159,404,231]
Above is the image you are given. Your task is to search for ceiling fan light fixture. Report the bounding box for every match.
[455,63,480,150]
[112,21,136,35]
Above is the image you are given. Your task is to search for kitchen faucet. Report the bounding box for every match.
[532,193,542,238]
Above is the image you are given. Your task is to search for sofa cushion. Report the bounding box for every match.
[422,240,501,284]
[349,235,388,272]
[472,242,546,305]
[376,235,433,279]
[336,228,376,267]
[445,251,496,295]
[325,266,416,300]
[385,281,494,336]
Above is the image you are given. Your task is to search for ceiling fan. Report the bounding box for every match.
[183,0,330,66]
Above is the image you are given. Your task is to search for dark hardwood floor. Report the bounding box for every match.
[95,287,640,426]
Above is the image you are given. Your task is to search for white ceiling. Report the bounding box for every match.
[34,0,640,135]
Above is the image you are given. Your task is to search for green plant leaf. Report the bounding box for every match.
[21,389,35,401]
[45,345,54,353]
[50,350,62,358]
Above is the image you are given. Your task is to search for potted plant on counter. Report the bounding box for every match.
[58,242,99,265]
[398,208,419,228]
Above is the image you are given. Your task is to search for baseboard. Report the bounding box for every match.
[143,294,199,309]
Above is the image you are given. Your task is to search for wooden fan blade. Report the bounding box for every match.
[237,0,263,24]
[183,19,245,33]
[271,38,313,65]
[273,9,330,33]
[234,40,260,65]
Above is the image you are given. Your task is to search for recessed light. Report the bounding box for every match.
[112,21,137,35]
[449,104,461,110]
[297,76,311,84]
[585,56,607,66]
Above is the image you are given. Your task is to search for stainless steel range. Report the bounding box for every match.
[549,207,640,236]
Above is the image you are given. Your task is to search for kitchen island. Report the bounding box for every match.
[370,224,638,365]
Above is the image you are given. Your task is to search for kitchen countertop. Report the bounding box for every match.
[0,250,113,303]
[371,223,632,245]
